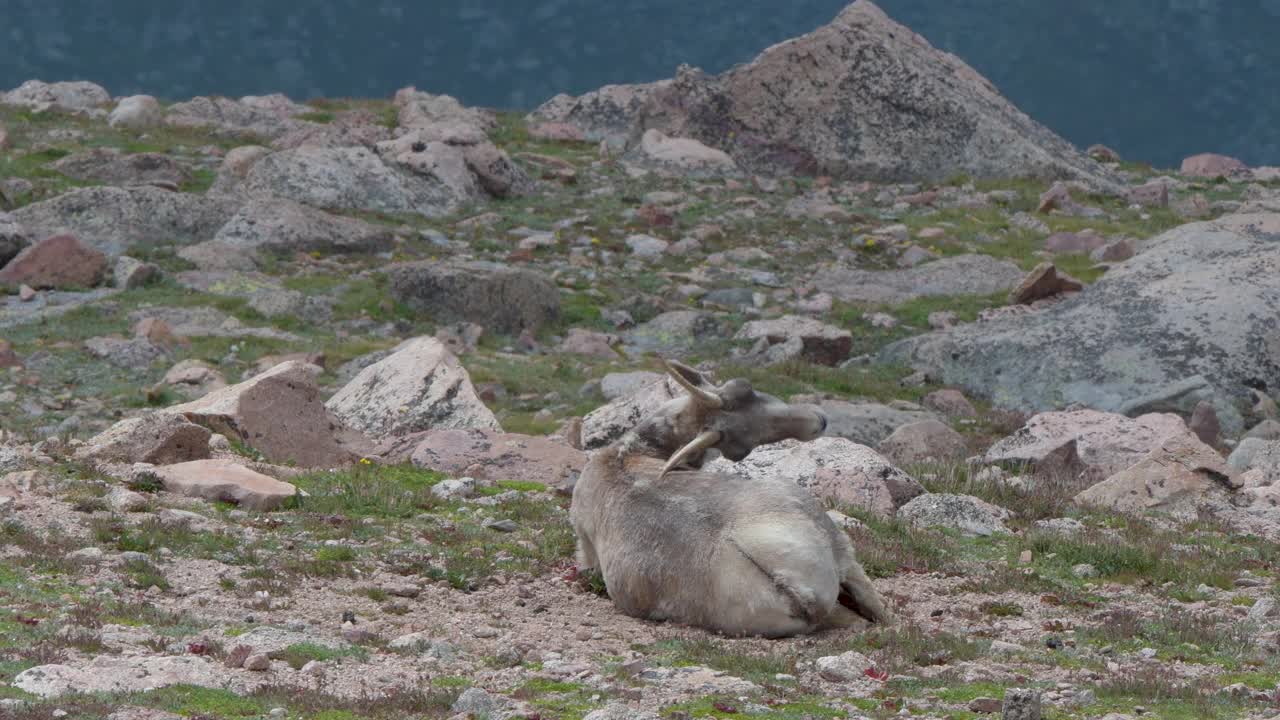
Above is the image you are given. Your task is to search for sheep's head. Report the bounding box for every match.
[640,358,828,478]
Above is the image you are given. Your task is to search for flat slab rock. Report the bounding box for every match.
[377,428,585,492]
[1075,434,1239,517]
[984,409,1197,480]
[14,655,226,698]
[704,436,924,516]
[813,254,1025,305]
[143,458,298,511]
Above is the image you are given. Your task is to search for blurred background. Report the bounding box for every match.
[1,0,1276,167]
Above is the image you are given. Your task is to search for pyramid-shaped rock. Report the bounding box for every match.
[529,0,1118,190]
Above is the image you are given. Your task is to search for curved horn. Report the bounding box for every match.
[662,358,723,409]
[657,430,722,480]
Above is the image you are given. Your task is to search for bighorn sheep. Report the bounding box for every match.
[569,359,891,638]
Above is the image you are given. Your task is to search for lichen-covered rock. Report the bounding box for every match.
[808,399,939,447]
[164,94,305,139]
[582,375,684,450]
[815,254,1025,304]
[244,145,472,217]
[49,148,192,187]
[387,260,560,334]
[201,199,396,263]
[623,310,727,357]
[884,214,1280,436]
[705,437,924,516]
[11,186,238,257]
[76,412,211,466]
[326,337,499,439]
[897,493,1012,536]
[1229,438,1280,485]
[734,315,852,366]
[14,656,225,698]
[0,212,30,267]
[2,79,109,113]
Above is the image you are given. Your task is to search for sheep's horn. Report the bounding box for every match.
[662,359,723,409]
[658,430,722,480]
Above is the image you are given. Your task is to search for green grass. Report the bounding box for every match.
[91,516,259,565]
[662,696,845,720]
[120,557,170,590]
[512,678,611,720]
[275,641,369,669]
[633,637,795,685]
[289,464,447,518]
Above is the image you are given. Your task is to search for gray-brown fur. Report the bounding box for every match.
[569,360,892,638]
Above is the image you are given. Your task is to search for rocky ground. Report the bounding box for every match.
[3,4,1280,720]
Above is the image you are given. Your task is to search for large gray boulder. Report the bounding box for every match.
[704,437,924,516]
[807,399,938,447]
[326,337,500,439]
[0,212,30,267]
[242,145,472,218]
[2,79,109,113]
[164,94,307,140]
[883,214,1280,436]
[528,1,1118,189]
[12,187,238,257]
[188,198,395,270]
[387,260,561,335]
[49,148,192,188]
[814,254,1025,305]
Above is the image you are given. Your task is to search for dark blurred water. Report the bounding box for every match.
[2,0,1277,167]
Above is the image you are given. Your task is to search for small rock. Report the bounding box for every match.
[815,650,874,682]
[451,687,499,719]
[970,697,1003,714]
[1247,597,1276,623]
[1009,262,1083,304]
[106,487,149,513]
[923,389,977,418]
[625,233,669,258]
[243,654,271,671]
[1188,400,1221,447]
[1001,688,1042,720]
[1071,563,1098,578]
[431,477,477,500]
